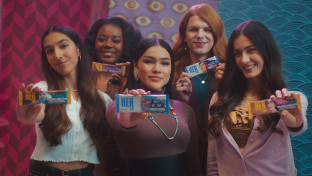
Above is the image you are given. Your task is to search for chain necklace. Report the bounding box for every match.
[196,72,210,84]
[147,104,178,140]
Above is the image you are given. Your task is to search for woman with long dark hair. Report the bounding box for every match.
[171,4,228,174]
[207,21,308,175]
[84,17,143,176]
[16,25,112,176]
[106,38,202,176]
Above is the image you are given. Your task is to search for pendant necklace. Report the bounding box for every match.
[196,72,210,84]
[147,104,178,140]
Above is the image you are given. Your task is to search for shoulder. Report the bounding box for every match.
[98,90,113,108]
[210,92,219,104]
[171,99,195,117]
[34,81,48,91]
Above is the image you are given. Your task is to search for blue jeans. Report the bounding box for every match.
[28,160,94,176]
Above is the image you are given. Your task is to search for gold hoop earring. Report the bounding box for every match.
[50,66,53,72]
[79,56,81,62]
[134,68,139,81]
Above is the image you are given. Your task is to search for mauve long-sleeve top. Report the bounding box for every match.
[106,99,203,176]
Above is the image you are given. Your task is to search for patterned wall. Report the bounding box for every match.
[108,0,219,47]
[219,0,312,175]
[0,0,109,175]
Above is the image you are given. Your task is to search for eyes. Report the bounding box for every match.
[189,28,212,33]
[143,59,170,66]
[45,44,68,54]
[97,37,122,44]
[234,47,257,57]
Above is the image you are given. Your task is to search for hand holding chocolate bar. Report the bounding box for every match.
[16,83,45,125]
[116,88,150,128]
[247,88,304,128]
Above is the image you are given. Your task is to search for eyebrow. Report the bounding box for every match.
[143,56,171,60]
[98,34,122,38]
[233,45,255,52]
[44,39,69,50]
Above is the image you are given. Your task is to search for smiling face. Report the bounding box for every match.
[43,32,80,77]
[234,34,264,81]
[95,24,123,64]
[184,15,214,59]
[134,45,171,91]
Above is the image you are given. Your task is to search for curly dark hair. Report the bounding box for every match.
[208,21,286,138]
[84,17,143,63]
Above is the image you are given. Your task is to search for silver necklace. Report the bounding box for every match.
[196,72,210,84]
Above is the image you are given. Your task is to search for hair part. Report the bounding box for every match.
[208,20,286,138]
[84,17,143,63]
[40,25,108,146]
[172,3,227,83]
[125,38,174,98]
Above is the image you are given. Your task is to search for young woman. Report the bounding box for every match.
[207,20,308,176]
[171,3,228,174]
[16,25,112,176]
[106,38,203,176]
[84,17,143,100]
[84,17,143,176]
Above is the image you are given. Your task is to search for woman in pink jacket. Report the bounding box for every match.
[207,21,308,176]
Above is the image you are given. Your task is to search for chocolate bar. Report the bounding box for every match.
[93,62,127,76]
[184,56,219,77]
[19,90,71,105]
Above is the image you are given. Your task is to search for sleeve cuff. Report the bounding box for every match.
[287,123,303,132]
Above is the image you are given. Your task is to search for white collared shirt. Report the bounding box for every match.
[30,81,112,164]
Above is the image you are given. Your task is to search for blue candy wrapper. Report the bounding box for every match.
[19,90,71,105]
[115,94,169,114]
[184,56,219,77]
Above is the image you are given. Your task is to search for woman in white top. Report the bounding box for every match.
[16,25,112,176]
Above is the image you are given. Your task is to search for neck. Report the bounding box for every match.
[189,51,213,64]
[63,73,78,90]
[246,77,263,98]
[139,83,166,94]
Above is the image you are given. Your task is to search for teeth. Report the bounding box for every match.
[244,65,254,70]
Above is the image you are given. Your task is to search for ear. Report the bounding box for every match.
[132,60,137,69]
[77,47,81,57]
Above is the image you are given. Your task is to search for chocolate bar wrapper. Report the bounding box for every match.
[93,62,127,76]
[115,94,170,114]
[19,90,71,105]
[247,94,301,117]
[184,55,219,77]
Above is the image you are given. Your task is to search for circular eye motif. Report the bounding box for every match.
[148,1,165,12]
[172,2,188,13]
[160,17,176,28]
[135,16,152,27]
[147,32,164,39]
[124,0,140,10]
[171,33,179,43]
[109,0,116,9]
[112,14,128,21]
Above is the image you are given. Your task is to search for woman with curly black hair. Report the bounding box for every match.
[84,17,143,100]
[84,17,143,176]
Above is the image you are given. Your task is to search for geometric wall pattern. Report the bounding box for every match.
[219,0,312,175]
[0,0,109,175]
[108,0,219,47]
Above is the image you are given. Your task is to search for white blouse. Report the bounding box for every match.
[30,81,112,164]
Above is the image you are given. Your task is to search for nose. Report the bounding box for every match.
[197,29,204,39]
[241,52,250,63]
[104,39,113,49]
[152,63,161,73]
[54,48,62,60]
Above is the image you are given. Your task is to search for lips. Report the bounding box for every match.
[149,76,162,81]
[100,51,116,57]
[194,42,207,47]
[243,64,255,70]
[57,60,68,67]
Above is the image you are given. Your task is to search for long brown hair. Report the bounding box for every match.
[40,25,108,146]
[172,3,227,83]
[208,21,286,138]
